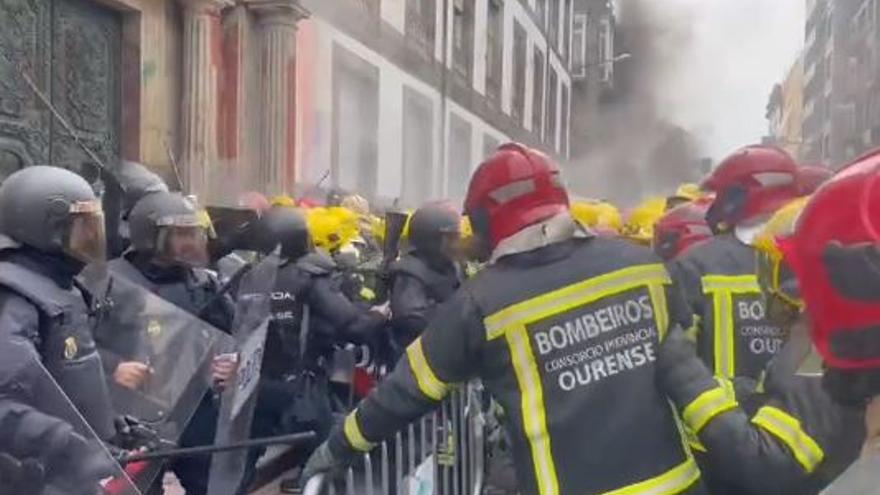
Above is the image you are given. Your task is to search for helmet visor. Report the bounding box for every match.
[156,214,209,267]
[65,201,106,264]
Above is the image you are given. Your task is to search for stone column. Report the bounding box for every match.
[250,0,309,194]
[178,0,231,199]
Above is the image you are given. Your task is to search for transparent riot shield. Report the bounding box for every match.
[81,264,235,490]
[0,340,141,495]
[207,253,280,495]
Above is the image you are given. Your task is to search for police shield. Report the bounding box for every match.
[0,341,141,495]
[81,265,235,490]
[207,253,280,495]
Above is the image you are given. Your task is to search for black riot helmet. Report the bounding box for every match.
[254,206,312,260]
[117,160,169,215]
[0,165,106,263]
[408,203,461,259]
[128,191,209,267]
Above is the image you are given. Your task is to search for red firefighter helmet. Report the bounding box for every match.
[652,195,715,261]
[464,143,569,249]
[702,145,800,232]
[796,165,833,195]
[779,148,880,370]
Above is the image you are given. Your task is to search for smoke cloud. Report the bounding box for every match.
[568,0,702,206]
[569,0,805,206]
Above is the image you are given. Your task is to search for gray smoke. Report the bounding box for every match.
[568,0,703,206]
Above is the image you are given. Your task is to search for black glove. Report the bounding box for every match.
[656,325,718,409]
[301,442,356,486]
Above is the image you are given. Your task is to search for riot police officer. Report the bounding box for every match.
[96,191,233,495]
[245,206,387,487]
[304,143,708,495]
[389,203,464,349]
[0,166,115,440]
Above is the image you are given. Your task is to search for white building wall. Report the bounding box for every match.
[296,1,572,206]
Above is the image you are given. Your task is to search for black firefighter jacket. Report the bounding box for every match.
[670,233,785,383]
[328,236,710,495]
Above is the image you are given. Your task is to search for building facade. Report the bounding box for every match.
[296,0,576,207]
[0,0,574,207]
[802,0,880,167]
[764,55,804,159]
[568,0,615,160]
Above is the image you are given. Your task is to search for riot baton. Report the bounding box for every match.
[120,431,316,464]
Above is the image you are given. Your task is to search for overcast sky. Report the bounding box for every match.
[651,0,806,160]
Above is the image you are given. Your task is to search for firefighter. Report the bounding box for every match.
[652,196,714,261]
[657,196,864,495]
[620,196,666,246]
[670,145,802,390]
[569,200,623,236]
[659,164,868,494]
[302,142,707,495]
[389,203,465,349]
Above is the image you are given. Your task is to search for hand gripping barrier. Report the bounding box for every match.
[304,383,487,495]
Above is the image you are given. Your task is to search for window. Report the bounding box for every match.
[332,44,380,197]
[571,13,587,77]
[548,0,559,48]
[486,0,504,105]
[512,21,527,122]
[560,83,569,156]
[402,87,434,205]
[448,114,473,200]
[532,48,545,136]
[405,0,436,57]
[452,0,475,82]
[545,68,558,148]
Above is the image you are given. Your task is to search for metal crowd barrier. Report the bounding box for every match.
[304,383,487,495]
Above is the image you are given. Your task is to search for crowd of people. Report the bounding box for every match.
[2,141,880,495]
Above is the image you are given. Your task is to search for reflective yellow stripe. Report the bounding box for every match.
[506,324,559,495]
[710,289,735,377]
[702,274,761,294]
[406,337,450,401]
[682,379,738,434]
[648,283,670,340]
[485,264,670,340]
[601,456,701,495]
[752,406,824,473]
[702,275,761,378]
[343,411,374,452]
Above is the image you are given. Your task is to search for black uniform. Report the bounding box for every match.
[659,327,865,495]
[0,248,115,441]
[329,235,708,495]
[102,253,233,495]
[389,251,463,349]
[670,233,785,383]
